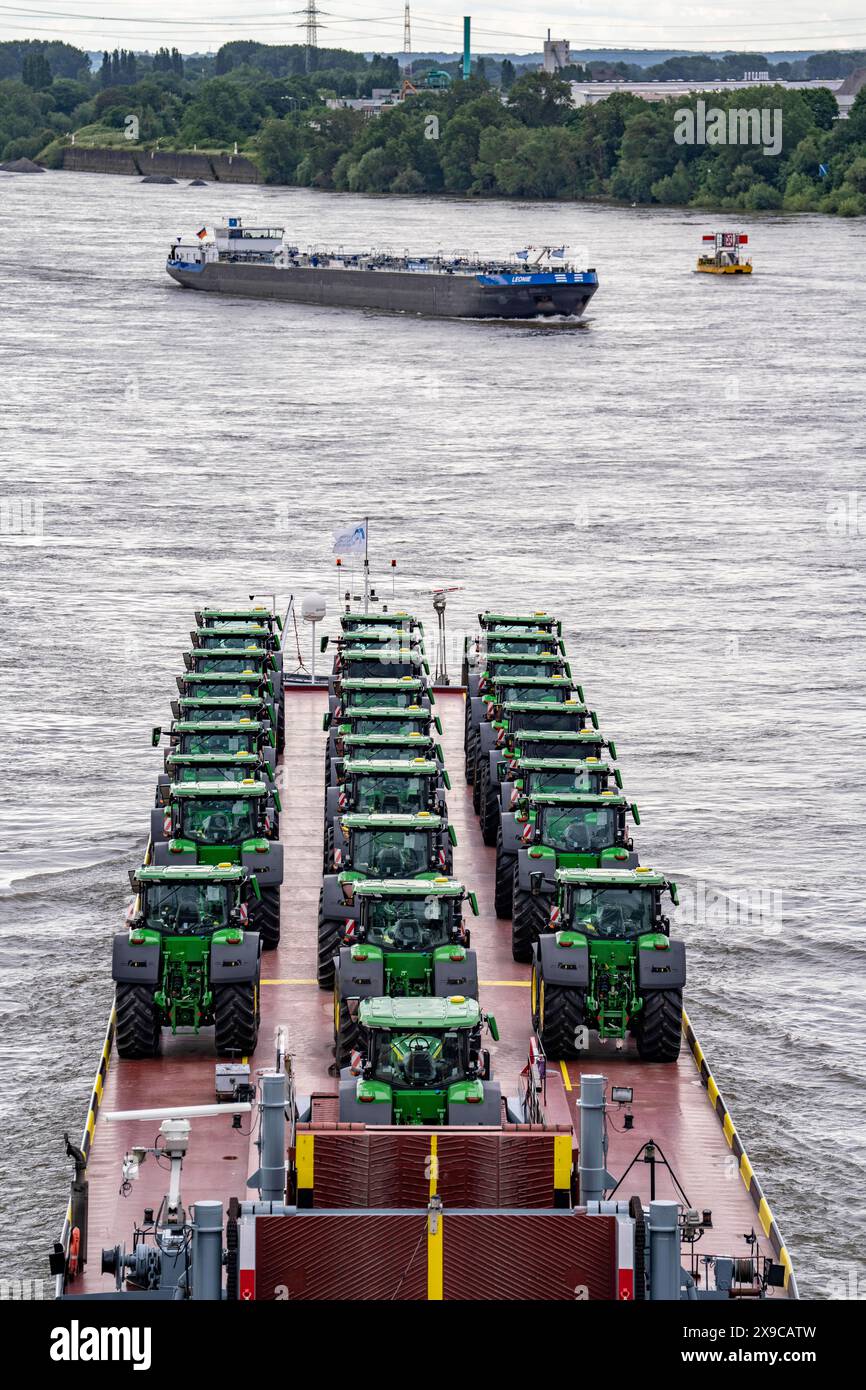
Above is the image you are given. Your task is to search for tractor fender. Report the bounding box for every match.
[338,1078,391,1125]
[262,745,276,771]
[516,848,555,895]
[210,932,261,984]
[150,807,169,843]
[322,874,359,923]
[637,940,686,992]
[466,673,481,700]
[499,812,521,856]
[149,840,193,867]
[447,1080,501,1126]
[536,933,590,990]
[468,695,485,731]
[433,948,478,998]
[336,947,384,1000]
[324,787,339,822]
[500,781,514,814]
[328,692,339,716]
[241,841,283,887]
[478,722,496,756]
[112,934,160,985]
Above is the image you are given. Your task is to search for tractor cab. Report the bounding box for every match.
[501,756,622,809]
[328,677,431,722]
[479,610,561,635]
[196,605,283,635]
[519,792,638,867]
[333,759,448,817]
[330,704,438,742]
[176,670,275,702]
[128,863,260,937]
[157,753,277,812]
[332,625,418,654]
[334,731,442,770]
[161,719,275,760]
[332,646,426,683]
[530,867,684,1063]
[482,673,579,713]
[341,610,422,641]
[494,698,594,735]
[171,696,276,730]
[506,728,616,762]
[478,652,570,689]
[191,622,283,661]
[484,627,563,657]
[338,995,501,1126]
[183,646,275,676]
[335,812,454,879]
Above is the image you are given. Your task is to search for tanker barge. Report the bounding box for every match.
[50,595,798,1303]
[166,219,599,319]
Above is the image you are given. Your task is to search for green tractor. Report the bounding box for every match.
[466,674,592,788]
[155,718,276,767]
[112,864,262,1058]
[490,754,622,846]
[530,867,684,1063]
[325,703,441,780]
[332,877,479,1066]
[505,791,640,960]
[191,621,283,667]
[338,995,501,1125]
[182,645,276,677]
[150,780,283,947]
[340,610,423,641]
[329,675,432,721]
[196,605,283,636]
[329,729,444,783]
[317,811,456,988]
[156,750,281,836]
[175,670,280,739]
[171,689,281,754]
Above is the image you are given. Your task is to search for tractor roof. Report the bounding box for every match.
[485,627,558,641]
[170,779,267,798]
[186,646,270,660]
[343,758,438,776]
[135,864,248,883]
[197,606,278,622]
[556,867,667,889]
[501,699,587,713]
[479,611,557,628]
[166,751,260,765]
[193,624,275,638]
[483,653,562,666]
[359,994,481,1030]
[341,705,427,719]
[176,696,269,709]
[354,877,464,899]
[342,732,432,746]
[511,757,609,773]
[342,610,418,624]
[182,671,269,684]
[487,674,571,689]
[528,791,626,807]
[340,645,419,658]
[341,811,443,830]
[341,677,424,690]
[513,729,604,742]
[171,719,265,733]
[338,627,417,643]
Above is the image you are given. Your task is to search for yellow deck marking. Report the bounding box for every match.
[479,979,531,987]
[553,1133,572,1189]
[429,1134,438,1198]
[559,1061,572,1092]
[427,1206,443,1301]
[261,978,317,985]
[296,1133,314,1191]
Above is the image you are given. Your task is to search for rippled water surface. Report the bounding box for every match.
[1,170,865,1297]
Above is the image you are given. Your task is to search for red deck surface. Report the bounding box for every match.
[80,685,783,1293]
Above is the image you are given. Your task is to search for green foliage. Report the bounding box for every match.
[506,72,572,127]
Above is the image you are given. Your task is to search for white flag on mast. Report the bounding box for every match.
[332,521,367,555]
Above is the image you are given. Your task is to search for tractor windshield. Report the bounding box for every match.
[201,632,268,650]
[364,894,453,951]
[190,680,265,698]
[497,684,565,704]
[350,716,428,735]
[568,887,654,940]
[179,797,258,844]
[350,830,432,876]
[348,743,428,762]
[193,656,266,674]
[519,737,602,760]
[342,657,418,679]
[180,731,256,754]
[487,637,553,655]
[372,1030,465,1089]
[352,775,429,814]
[538,806,619,853]
[486,661,552,678]
[143,881,231,934]
[174,763,254,784]
[525,768,600,795]
[184,705,263,723]
[511,710,584,733]
[346,688,420,709]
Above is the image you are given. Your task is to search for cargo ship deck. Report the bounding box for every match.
[74,685,795,1297]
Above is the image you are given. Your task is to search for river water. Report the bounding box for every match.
[1,170,864,1298]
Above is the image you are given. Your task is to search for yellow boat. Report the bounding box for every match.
[696,230,752,274]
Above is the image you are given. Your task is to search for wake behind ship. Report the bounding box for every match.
[166,219,599,319]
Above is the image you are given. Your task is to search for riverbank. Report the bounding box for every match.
[52,145,263,183]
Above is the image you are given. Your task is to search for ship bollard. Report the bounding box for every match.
[191,1200,224,1301]
[577,1074,612,1206]
[648,1200,681,1301]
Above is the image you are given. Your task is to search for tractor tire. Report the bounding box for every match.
[536,978,587,1061]
[635,989,682,1062]
[214,981,259,1056]
[472,757,483,814]
[465,728,478,785]
[317,892,341,991]
[115,984,161,1060]
[276,695,285,755]
[512,886,548,963]
[494,834,516,918]
[322,823,334,875]
[253,884,281,950]
[480,767,500,846]
[334,992,362,1070]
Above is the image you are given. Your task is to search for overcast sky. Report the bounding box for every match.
[2,1,865,56]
